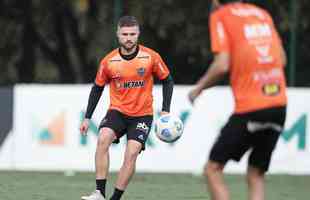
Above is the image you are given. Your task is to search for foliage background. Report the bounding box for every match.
[0,0,309,86]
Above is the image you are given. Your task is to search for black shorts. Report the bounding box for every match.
[99,109,153,151]
[209,106,286,172]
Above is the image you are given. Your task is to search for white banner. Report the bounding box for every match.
[0,85,309,174]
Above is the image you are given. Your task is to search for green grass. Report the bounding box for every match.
[0,171,309,200]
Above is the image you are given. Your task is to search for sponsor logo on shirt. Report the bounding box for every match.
[123,80,145,89]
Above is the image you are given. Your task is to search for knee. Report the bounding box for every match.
[97,128,113,149]
[204,161,224,178]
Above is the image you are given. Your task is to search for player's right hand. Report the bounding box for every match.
[188,88,202,105]
[80,119,90,135]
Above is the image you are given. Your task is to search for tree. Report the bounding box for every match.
[0,0,309,86]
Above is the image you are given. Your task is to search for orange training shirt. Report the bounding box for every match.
[210,3,287,113]
[95,45,170,116]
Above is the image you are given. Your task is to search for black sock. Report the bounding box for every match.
[96,179,106,197]
[109,188,124,200]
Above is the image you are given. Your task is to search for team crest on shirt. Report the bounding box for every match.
[137,67,145,77]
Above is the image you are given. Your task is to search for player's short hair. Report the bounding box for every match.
[118,16,139,28]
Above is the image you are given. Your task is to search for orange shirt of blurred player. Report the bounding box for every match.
[210,2,287,113]
[95,45,170,116]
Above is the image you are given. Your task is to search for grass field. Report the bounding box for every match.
[0,171,309,200]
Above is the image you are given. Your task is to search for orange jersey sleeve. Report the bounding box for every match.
[95,58,110,86]
[209,11,230,53]
[152,53,170,80]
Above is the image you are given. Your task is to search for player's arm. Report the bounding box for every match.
[188,53,229,104]
[194,52,229,91]
[189,11,230,104]
[161,74,174,114]
[80,84,104,135]
[153,52,173,115]
[85,59,109,119]
[80,59,109,134]
[84,83,105,119]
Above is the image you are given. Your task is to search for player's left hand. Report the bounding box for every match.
[80,118,90,135]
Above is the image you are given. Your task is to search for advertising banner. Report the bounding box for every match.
[0,85,309,174]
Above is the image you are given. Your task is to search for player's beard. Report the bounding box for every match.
[120,41,137,53]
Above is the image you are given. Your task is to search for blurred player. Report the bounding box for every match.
[188,0,287,200]
[80,16,174,200]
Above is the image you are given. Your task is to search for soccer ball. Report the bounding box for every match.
[155,114,184,143]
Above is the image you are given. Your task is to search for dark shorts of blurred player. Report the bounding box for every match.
[209,106,286,172]
[99,109,153,151]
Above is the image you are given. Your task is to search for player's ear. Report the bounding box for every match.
[116,26,121,36]
[136,26,140,36]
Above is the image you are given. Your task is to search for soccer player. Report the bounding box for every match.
[188,0,287,200]
[79,16,173,200]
